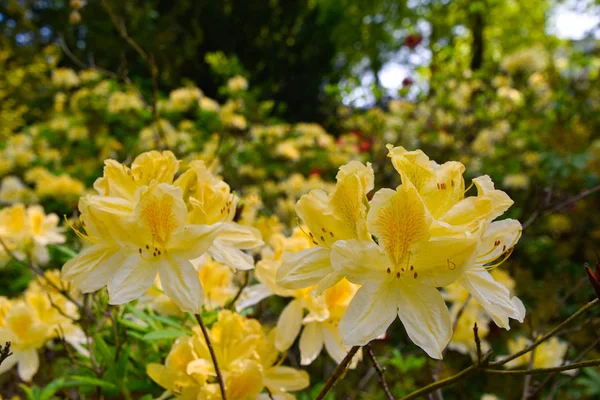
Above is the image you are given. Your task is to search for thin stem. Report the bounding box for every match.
[490,298,598,367]
[482,358,600,375]
[521,346,536,400]
[530,336,600,399]
[226,271,249,310]
[0,237,88,314]
[315,345,360,400]
[366,344,395,400]
[194,314,227,400]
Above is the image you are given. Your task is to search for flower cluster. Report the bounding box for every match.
[147,310,309,399]
[277,146,524,358]
[61,150,262,314]
[0,204,65,266]
[0,270,87,381]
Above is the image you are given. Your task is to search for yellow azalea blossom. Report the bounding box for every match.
[276,161,374,294]
[63,183,218,313]
[387,145,525,330]
[147,336,205,398]
[25,272,89,356]
[63,151,261,314]
[0,301,52,381]
[330,182,479,358]
[0,203,65,265]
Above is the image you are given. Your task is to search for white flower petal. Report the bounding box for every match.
[17,348,39,382]
[275,299,304,351]
[459,268,524,329]
[235,283,273,311]
[397,284,452,360]
[330,240,389,286]
[340,280,398,346]
[159,256,205,314]
[209,241,255,270]
[107,254,159,305]
[299,322,324,365]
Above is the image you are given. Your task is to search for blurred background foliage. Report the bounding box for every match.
[1,0,600,399]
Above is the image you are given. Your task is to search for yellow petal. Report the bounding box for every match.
[409,236,479,287]
[265,365,310,393]
[277,247,332,290]
[159,256,205,314]
[367,185,431,265]
[387,145,436,192]
[330,239,388,285]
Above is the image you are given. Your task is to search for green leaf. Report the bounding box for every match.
[69,375,118,390]
[142,328,188,341]
[19,384,37,400]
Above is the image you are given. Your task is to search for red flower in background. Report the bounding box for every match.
[404,34,422,49]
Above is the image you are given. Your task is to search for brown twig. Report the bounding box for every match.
[522,184,600,230]
[482,358,600,375]
[474,322,483,367]
[0,342,12,366]
[195,313,227,400]
[315,345,361,400]
[366,344,395,400]
[521,346,536,400]
[399,352,493,400]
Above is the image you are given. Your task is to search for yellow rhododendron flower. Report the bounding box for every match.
[330,182,479,358]
[0,203,65,265]
[387,145,525,330]
[63,151,262,314]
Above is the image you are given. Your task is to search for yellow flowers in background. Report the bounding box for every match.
[0,270,86,381]
[0,204,65,266]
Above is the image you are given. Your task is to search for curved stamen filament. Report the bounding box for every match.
[64,215,98,244]
[483,247,514,271]
[477,230,522,265]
